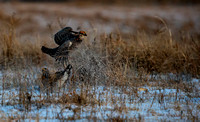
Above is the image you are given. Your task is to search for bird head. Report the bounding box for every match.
[42,68,50,78]
[79,31,87,36]
[77,31,87,40]
[42,68,49,72]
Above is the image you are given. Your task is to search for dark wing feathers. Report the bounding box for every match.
[54,27,73,46]
[41,27,84,63]
[54,41,72,62]
[55,41,72,56]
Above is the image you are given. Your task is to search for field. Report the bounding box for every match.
[0,2,200,121]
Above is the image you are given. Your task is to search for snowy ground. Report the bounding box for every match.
[0,70,199,121]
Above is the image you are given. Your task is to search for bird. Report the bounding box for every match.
[41,27,87,66]
[41,64,73,93]
[54,27,73,46]
[54,27,87,46]
[41,41,72,64]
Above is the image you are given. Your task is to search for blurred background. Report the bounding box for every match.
[1,0,200,4]
[0,0,199,42]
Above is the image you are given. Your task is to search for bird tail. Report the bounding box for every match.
[41,46,57,57]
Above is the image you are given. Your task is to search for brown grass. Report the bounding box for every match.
[0,15,47,68]
[0,14,200,76]
[0,9,199,121]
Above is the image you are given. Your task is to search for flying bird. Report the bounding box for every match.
[41,27,87,66]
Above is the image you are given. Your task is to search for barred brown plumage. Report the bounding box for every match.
[41,27,87,66]
[41,41,72,62]
[41,64,73,92]
[41,68,51,88]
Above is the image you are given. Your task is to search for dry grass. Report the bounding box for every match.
[0,5,199,121]
[0,13,199,86]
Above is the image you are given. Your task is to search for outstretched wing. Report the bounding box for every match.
[54,41,72,62]
[54,27,73,46]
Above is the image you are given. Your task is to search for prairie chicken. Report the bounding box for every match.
[41,64,73,92]
[54,27,87,46]
[41,27,87,65]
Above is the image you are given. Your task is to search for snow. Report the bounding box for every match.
[0,86,198,121]
[0,70,199,121]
